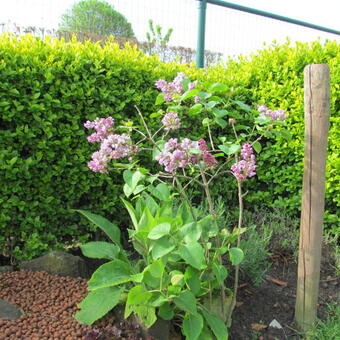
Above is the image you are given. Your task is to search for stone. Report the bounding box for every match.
[0,266,14,274]
[19,250,89,278]
[0,299,23,320]
[139,318,170,340]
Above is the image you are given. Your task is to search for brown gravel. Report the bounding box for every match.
[0,270,92,340]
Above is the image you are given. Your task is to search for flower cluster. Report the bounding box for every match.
[85,117,137,173]
[231,143,256,182]
[156,138,217,173]
[84,117,114,143]
[257,105,287,121]
[198,139,218,168]
[155,72,196,102]
[161,111,181,130]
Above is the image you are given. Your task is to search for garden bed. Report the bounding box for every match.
[0,246,338,340]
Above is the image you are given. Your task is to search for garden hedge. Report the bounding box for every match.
[0,35,338,259]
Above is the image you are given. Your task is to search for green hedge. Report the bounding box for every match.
[205,40,339,231]
[0,35,338,259]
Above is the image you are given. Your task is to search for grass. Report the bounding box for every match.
[305,302,340,339]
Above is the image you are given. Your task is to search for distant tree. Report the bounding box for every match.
[146,19,173,47]
[59,0,135,38]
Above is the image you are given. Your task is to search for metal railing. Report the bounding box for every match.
[196,0,340,68]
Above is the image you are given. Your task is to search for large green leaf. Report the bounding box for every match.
[183,313,204,340]
[229,247,244,265]
[125,285,152,318]
[218,144,241,156]
[178,242,206,270]
[150,183,171,201]
[80,241,120,260]
[184,267,201,295]
[75,286,123,325]
[173,290,197,315]
[202,310,228,340]
[88,260,132,290]
[179,222,201,243]
[148,222,171,240]
[212,263,228,285]
[158,302,174,320]
[121,198,138,229]
[76,210,121,246]
[151,237,175,260]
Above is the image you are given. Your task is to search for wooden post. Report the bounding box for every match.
[295,64,330,331]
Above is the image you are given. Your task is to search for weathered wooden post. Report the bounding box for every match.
[295,64,330,331]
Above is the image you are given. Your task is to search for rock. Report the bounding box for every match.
[0,266,14,274]
[139,318,170,340]
[0,299,23,320]
[19,251,89,278]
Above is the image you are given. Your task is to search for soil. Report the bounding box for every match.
[0,247,338,340]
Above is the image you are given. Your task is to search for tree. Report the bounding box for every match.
[146,19,173,47]
[59,0,135,38]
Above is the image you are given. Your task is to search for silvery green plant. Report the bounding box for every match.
[75,73,289,339]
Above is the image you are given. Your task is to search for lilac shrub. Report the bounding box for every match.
[79,72,288,338]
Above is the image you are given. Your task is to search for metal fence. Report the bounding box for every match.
[1,0,339,65]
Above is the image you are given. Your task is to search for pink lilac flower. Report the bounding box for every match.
[85,117,137,173]
[157,138,217,173]
[188,81,197,90]
[84,117,114,143]
[198,139,218,168]
[231,144,257,182]
[194,96,201,103]
[155,72,188,102]
[161,111,181,130]
[257,105,288,121]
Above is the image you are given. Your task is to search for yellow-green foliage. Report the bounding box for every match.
[0,35,338,259]
[205,40,339,231]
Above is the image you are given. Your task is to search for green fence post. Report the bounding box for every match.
[196,0,207,68]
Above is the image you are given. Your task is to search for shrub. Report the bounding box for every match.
[0,34,338,260]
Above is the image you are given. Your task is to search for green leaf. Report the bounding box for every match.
[183,313,204,340]
[206,100,218,109]
[151,237,175,260]
[75,286,123,325]
[150,183,170,201]
[202,118,211,126]
[148,222,171,240]
[158,302,174,320]
[178,242,206,270]
[212,263,228,285]
[254,116,271,125]
[76,210,121,246]
[170,270,184,286]
[145,259,165,278]
[125,285,152,318]
[234,100,251,112]
[189,103,203,116]
[121,198,138,229]
[179,222,202,243]
[218,144,240,156]
[229,247,244,265]
[173,290,197,314]
[212,109,228,118]
[155,93,165,105]
[88,260,132,290]
[180,89,200,101]
[208,83,228,93]
[184,267,201,294]
[80,242,120,260]
[150,111,163,118]
[214,118,228,129]
[202,310,228,340]
[253,141,262,153]
[198,91,212,100]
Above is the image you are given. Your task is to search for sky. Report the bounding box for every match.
[0,0,339,58]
